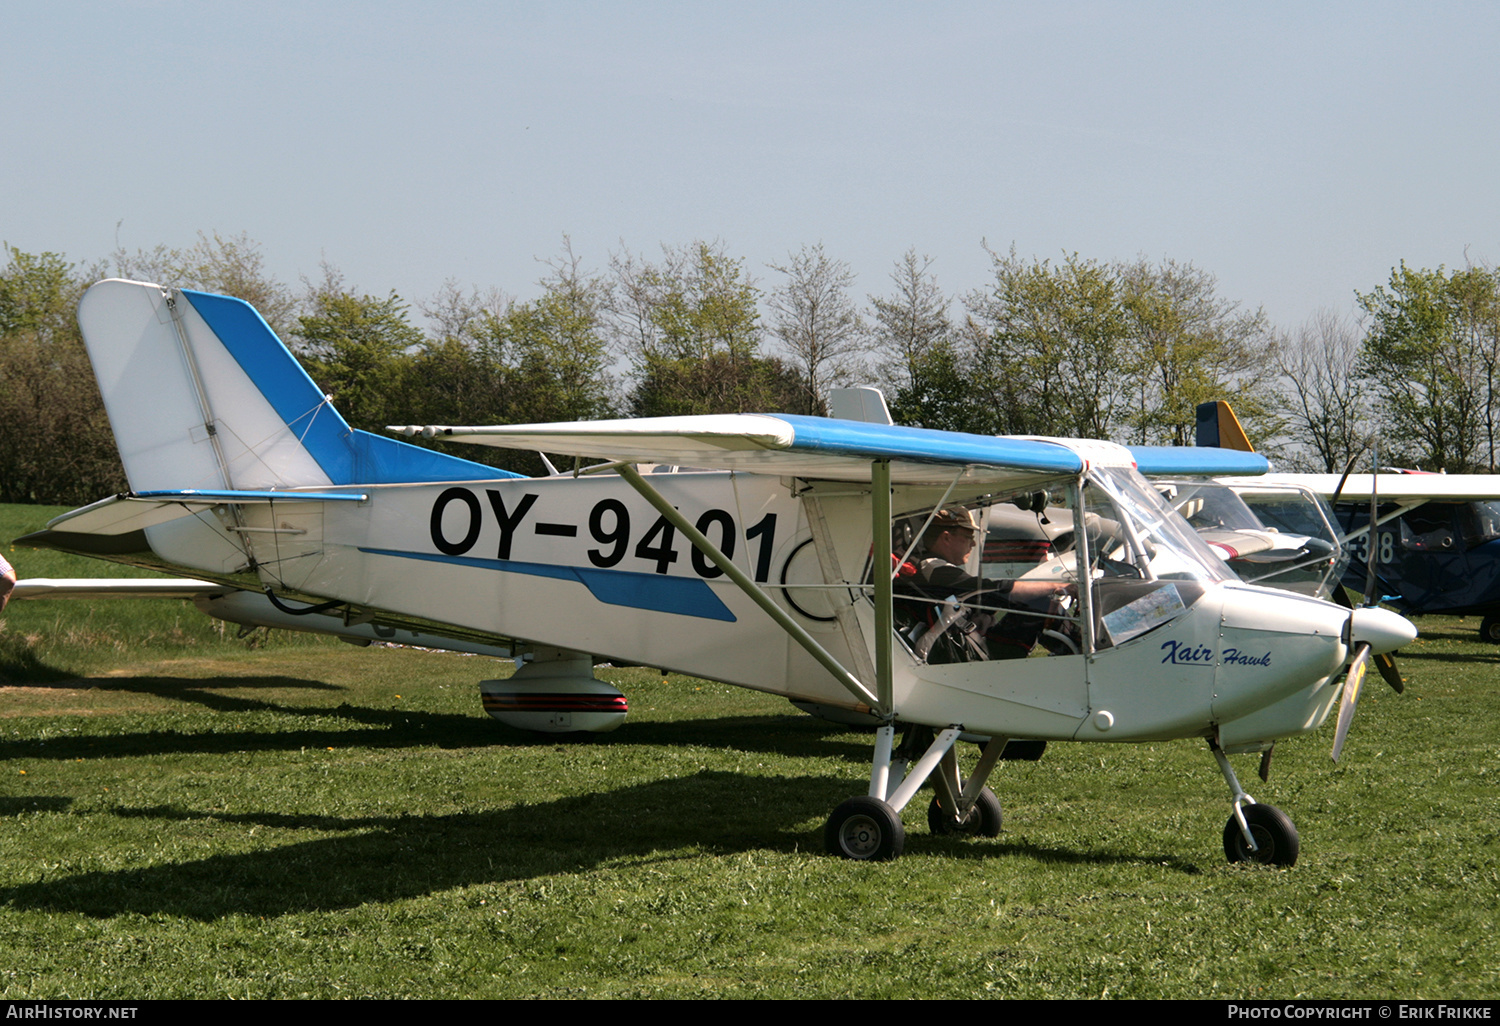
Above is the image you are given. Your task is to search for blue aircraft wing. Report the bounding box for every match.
[394,414,1268,488]
[392,414,1083,487]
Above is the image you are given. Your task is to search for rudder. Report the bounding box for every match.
[76,279,515,492]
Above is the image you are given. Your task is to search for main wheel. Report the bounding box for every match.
[1480,616,1500,644]
[1000,739,1047,761]
[1223,803,1299,866]
[826,796,905,861]
[927,786,1002,838]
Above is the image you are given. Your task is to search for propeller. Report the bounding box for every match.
[1331,583,1405,694]
[1331,641,1370,762]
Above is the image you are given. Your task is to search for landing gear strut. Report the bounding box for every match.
[1211,740,1299,867]
[824,725,1009,860]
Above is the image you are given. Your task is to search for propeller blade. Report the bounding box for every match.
[1372,650,1405,694]
[1332,643,1371,762]
[1364,440,1379,601]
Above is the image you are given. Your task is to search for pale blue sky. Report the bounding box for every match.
[5,1,1499,336]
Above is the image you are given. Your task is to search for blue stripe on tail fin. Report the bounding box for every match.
[182,289,521,485]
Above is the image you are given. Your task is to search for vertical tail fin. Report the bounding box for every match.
[77,279,516,491]
[1195,400,1255,453]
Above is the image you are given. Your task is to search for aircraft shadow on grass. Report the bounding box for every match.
[0,770,1201,920]
[0,671,870,764]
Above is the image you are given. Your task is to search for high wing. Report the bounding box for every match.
[1244,473,1500,504]
[393,414,1268,485]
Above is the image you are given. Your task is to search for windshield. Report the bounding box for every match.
[1088,467,1236,585]
[1156,479,1346,597]
[1159,480,1265,532]
[880,467,1233,666]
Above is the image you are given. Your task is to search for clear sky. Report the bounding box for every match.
[5,1,1499,336]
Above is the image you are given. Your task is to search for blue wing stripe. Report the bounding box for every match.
[778,415,1085,473]
[1129,446,1269,476]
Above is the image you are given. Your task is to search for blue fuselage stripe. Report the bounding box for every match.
[359,547,738,622]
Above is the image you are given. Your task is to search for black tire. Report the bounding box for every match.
[826,796,905,861]
[999,739,1048,761]
[1223,803,1299,866]
[1480,616,1500,644]
[927,786,1002,838]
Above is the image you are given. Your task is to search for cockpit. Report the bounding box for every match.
[883,466,1236,667]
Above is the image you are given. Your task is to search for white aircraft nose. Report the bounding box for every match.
[1349,607,1417,655]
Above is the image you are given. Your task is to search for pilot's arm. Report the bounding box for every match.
[917,558,1065,610]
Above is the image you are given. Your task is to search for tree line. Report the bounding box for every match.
[3,231,1498,506]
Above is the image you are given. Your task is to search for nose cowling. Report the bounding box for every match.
[1348,607,1417,655]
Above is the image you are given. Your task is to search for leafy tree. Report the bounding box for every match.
[0,247,125,504]
[109,231,295,338]
[1118,258,1278,447]
[869,248,951,398]
[964,248,1130,438]
[609,241,807,417]
[888,335,972,431]
[1276,311,1372,473]
[293,267,425,433]
[407,245,616,475]
[767,243,864,414]
[1357,263,1500,472]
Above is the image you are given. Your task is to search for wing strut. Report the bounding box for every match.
[872,459,893,714]
[614,464,886,715]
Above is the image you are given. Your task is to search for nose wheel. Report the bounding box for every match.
[1212,740,1299,866]
[1223,803,1300,866]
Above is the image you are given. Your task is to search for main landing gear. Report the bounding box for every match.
[825,731,1302,865]
[1480,615,1500,645]
[1212,740,1299,866]
[824,725,1008,861]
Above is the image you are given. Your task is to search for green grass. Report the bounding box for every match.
[1,503,325,686]
[2,504,1498,998]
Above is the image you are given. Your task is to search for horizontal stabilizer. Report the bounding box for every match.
[46,489,368,536]
[13,577,230,600]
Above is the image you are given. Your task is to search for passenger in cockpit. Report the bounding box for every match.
[899,508,1069,661]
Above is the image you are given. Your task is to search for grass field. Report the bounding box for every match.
[2,503,1498,999]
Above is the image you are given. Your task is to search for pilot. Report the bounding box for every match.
[0,552,14,612]
[903,507,1070,659]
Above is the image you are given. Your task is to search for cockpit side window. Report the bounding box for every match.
[887,488,1083,665]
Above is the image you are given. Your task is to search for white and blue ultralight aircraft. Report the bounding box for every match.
[17,279,1418,864]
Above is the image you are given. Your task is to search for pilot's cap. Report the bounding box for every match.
[932,507,977,531]
[924,507,977,544]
